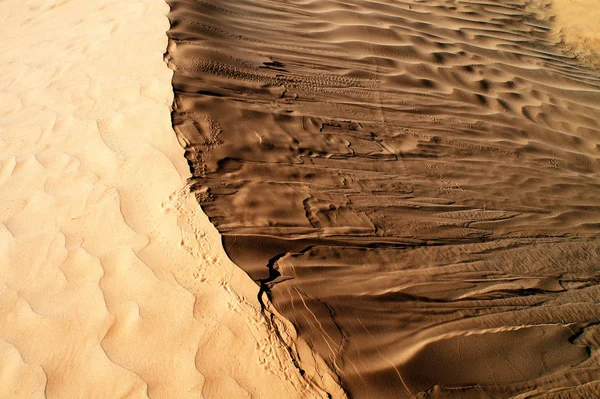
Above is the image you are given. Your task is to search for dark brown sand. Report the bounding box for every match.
[166,0,600,397]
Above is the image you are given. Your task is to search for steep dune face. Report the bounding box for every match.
[166,0,600,397]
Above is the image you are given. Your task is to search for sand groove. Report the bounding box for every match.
[167,0,600,397]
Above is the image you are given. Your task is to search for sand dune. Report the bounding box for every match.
[0,0,343,397]
[167,0,600,397]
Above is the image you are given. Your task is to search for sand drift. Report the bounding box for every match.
[166,0,600,397]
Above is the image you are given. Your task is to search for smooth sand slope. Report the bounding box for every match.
[167,0,600,397]
[0,0,344,397]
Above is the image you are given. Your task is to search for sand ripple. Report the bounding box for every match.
[167,0,600,397]
[0,0,342,397]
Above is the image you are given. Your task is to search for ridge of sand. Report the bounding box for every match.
[0,0,344,397]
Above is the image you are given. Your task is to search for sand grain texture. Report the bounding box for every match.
[549,0,600,66]
[167,0,600,397]
[0,0,344,397]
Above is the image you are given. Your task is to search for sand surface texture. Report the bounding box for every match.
[546,0,600,67]
[167,0,600,397]
[0,0,344,397]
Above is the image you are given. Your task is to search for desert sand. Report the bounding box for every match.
[548,0,600,66]
[1,0,599,398]
[0,0,344,397]
[167,0,600,397]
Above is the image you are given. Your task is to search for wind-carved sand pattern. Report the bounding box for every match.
[0,0,343,397]
[166,0,600,397]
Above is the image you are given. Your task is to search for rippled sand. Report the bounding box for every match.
[0,0,342,397]
[167,0,600,397]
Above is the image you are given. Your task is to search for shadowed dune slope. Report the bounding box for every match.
[166,0,600,397]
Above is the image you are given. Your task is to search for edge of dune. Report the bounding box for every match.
[0,0,345,397]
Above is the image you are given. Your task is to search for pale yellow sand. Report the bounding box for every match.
[547,0,600,64]
[0,0,343,397]
[552,0,600,47]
